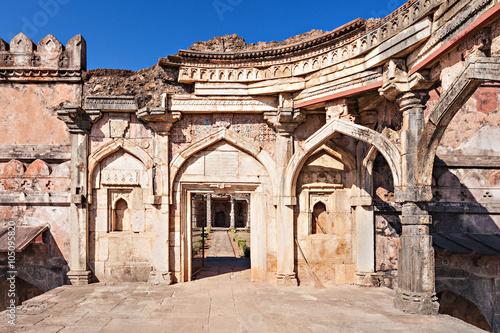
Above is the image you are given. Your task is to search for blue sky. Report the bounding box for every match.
[1,0,407,71]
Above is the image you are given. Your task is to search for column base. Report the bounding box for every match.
[355,272,379,287]
[67,270,92,285]
[394,288,439,315]
[276,273,298,286]
[148,271,173,285]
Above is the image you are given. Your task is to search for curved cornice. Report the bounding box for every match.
[171,19,364,62]
[160,0,438,70]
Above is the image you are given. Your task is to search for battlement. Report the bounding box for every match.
[0,33,86,82]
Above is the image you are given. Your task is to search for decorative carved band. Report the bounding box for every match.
[85,96,137,112]
[169,96,278,113]
[0,69,82,82]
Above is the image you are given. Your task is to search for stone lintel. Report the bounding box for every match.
[85,96,137,112]
[169,95,278,113]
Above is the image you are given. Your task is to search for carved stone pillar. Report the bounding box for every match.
[206,194,212,228]
[137,106,181,285]
[264,93,305,286]
[379,60,439,314]
[57,105,92,285]
[230,198,236,229]
[353,142,376,286]
[245,199,250,229]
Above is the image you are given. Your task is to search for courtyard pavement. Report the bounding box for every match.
[1,233,485,332]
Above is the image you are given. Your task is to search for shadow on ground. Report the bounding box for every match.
[193,257,250,280]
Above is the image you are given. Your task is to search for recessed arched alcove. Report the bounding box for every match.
[311,201,327,235]
[112,198,129,232]
[88,146,153,283]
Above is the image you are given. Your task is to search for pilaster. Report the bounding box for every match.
[57,105,92,285]
[264,93,305,286]
[137,106,181,285]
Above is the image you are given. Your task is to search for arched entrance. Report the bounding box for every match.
[285,119,400,286]
[170,130,276,283]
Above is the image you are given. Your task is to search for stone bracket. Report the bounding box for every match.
[56,105,91,134]
[263,108,306,135]
[137,107,182,135]
[379,59,435,101]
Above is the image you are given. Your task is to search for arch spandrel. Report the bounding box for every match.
[87,138,154,204]
[284,119,402,199]
[169,128,278,202]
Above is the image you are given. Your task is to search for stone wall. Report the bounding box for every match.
[0,33,84,292]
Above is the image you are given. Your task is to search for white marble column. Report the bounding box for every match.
[206,194,212,228]
[230,198,236,229]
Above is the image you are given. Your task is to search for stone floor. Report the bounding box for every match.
[1,256,485,333]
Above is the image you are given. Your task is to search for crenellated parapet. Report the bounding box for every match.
[0,33,86,82]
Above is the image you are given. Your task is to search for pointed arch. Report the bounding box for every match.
[284,119,401,199]
[415,58,500,185]
[87,138,153,203]
[170,128,277,201]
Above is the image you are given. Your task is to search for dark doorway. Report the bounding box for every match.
[215,211,227,228]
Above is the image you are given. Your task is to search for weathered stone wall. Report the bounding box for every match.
[84,66,191,109]
[0,33,85,292]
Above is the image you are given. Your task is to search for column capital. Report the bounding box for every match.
[396,91,430,113]
[137,107,182,135]
[379,59,434,102]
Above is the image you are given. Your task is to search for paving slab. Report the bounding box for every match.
[0,258,487,332]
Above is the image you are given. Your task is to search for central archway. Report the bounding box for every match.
[170,129,276,283]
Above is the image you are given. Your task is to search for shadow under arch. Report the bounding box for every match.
[87,138,154,204]
[284,119,401,199]
[437,289,493,332]
[169,127,278,203]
